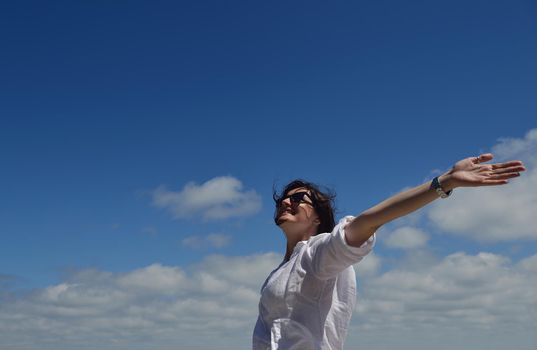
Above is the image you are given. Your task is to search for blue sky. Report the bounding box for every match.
[1,1,536,349]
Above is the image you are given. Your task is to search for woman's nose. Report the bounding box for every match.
[281,197,292,207]
[282,197,300,209]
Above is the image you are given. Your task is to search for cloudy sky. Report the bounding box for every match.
[1,1,536,349]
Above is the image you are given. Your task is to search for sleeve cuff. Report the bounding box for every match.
[338,215,376,257]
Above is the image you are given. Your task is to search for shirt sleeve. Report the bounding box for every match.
[300,216,375,280]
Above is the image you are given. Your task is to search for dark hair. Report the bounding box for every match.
[273,179,336,235]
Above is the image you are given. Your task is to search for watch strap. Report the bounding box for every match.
[431,176,452,198]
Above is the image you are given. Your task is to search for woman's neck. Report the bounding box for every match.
[283,234,310,261]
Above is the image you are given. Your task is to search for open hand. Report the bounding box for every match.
[447,153,526,188]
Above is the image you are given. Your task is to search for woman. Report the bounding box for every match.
[252,153,526,350]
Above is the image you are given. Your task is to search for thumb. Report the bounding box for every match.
[475,153,494,163]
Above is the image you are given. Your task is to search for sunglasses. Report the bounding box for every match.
[275,191,315,207]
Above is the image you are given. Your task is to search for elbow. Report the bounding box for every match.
[352,212,382,232]
[345,213,380,247]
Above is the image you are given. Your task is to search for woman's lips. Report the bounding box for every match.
[278,209,295,219]
[276,210,293,225]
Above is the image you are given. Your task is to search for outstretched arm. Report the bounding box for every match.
[345,153,526,247]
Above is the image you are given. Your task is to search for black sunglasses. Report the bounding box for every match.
[275,191,315,207]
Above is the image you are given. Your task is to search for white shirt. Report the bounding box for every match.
[252,216,375,350]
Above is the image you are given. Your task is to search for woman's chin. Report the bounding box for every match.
[277,216,292,226]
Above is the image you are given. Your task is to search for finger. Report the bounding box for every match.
[491,161,525,170]
[479,179,509,186]
[492,165,526,174]
[475,153,494,163]
[488,172,521,180]
[472,153,493,164]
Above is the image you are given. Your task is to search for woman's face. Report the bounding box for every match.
[276,187,320,235]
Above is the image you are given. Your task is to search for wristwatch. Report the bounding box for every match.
[431,176,452,198]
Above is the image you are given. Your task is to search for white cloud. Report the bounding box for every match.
[384,226,429,249]
[0,253,282,350]
[517,254,537,272]
[193,253,282,290]
[492,128,537,166]
[354,252,381,277]
[152,176,262,220]
[117,264,188,294]
[1,251,536,350]
[206,233,231,248]
[182,233,231,249]
[350,252,537,350]
[428,129,537,242]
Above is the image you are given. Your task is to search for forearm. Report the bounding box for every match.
[363,172,454,227]
[345,173,453,246]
